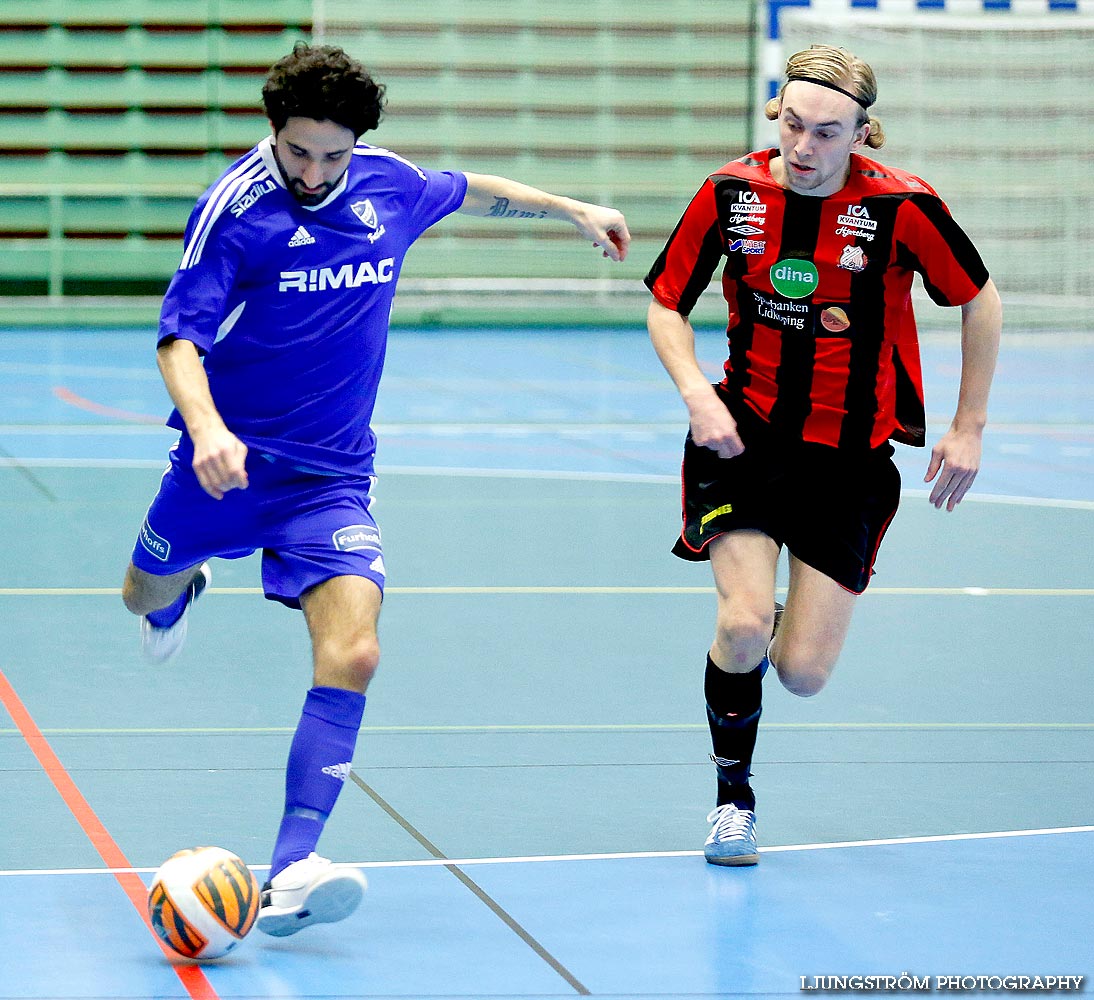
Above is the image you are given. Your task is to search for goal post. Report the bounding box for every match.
[766,10,1094,333]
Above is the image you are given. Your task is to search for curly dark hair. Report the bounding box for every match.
[262,42,386,138]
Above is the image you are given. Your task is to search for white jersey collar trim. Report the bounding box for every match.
[259,136,284,188]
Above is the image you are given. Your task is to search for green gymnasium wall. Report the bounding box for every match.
[0,0,756,327]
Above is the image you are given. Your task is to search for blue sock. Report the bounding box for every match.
[145,590,188,628]
[269,686,366,880]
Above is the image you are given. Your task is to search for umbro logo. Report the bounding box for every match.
[321,762,351,781]
[288,225,316,247]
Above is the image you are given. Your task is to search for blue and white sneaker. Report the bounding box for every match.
[257,853,368,937]
[139,563,210,665]
[704,804,760,866]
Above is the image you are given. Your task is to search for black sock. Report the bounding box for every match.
[704,654,763,811]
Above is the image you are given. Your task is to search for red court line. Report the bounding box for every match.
[0,668,218,1000]
[52,386,165,425]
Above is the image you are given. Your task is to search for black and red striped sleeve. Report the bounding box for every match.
[644,179,725,317]
[895,194,989,307]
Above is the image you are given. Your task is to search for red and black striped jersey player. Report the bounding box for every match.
[644,44,1001,865]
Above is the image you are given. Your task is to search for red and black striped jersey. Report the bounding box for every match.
[645,149,989,450]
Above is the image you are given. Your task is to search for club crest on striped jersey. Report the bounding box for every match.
[838,245,868,273]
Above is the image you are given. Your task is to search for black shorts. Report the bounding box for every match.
[672,402,901,594]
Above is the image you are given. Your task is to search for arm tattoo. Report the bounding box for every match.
[487,196,547,220]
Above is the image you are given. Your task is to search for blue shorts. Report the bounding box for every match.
[131,440,385,608]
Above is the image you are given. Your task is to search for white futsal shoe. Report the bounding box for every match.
[139,563,211,665]
[256,853,368,937]
[704,804,760,866]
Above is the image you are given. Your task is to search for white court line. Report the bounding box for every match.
[2,721,1092,737]
[952,491,1094,510]
[379,464,679,484]
[0,458,167,468]
[0,426,170,436]
[2,457,1093,508]
[0,363,159,379]
[2,421,1093,436]
[1,586,1091,597]
[3,825,1091,878]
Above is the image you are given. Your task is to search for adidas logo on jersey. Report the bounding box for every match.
[288,226,316,247]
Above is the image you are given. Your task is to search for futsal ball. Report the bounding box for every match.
[147,847,261,960]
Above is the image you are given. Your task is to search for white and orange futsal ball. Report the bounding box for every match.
[147,846,260,960]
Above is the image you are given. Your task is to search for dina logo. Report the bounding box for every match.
[769,259,818,299]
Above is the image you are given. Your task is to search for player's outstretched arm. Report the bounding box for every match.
[459,172,630,262]
[157,338,249,500]
[924,278,1002,511]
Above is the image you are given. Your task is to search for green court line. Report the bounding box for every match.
[2,722,1091,737]
[1,586,1092,596]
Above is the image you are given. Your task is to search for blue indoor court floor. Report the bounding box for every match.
[1,325,1092,999]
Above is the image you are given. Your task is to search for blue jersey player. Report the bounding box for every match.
[121,43,631,938]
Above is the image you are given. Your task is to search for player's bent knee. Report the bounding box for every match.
[121,571,159,617]
[122,563,194,617]
[314,634,380,692]
[772,649,836,697]
[713,607,773,670]
[777,669,829,698]
[350,636,380,683]
[121,586,143,617]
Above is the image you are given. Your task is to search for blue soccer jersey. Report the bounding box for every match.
[159,136,468,475]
